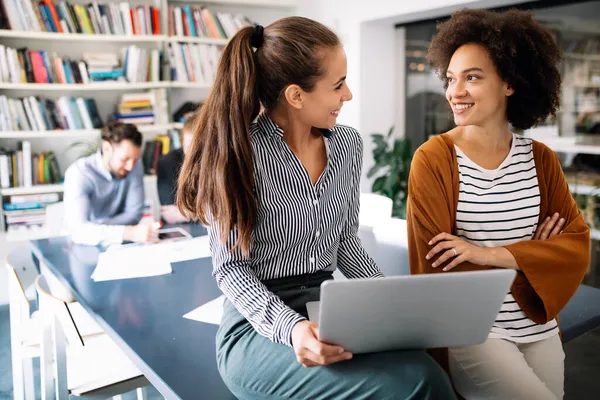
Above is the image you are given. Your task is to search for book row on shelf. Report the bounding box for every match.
[0,1,160,36]
[0,140,61,188]
[167,4,252,40]
[0,0,256,39]
[0,90,168,131]
[0,130,181,191]
[143,132,179,176]
[0,45,163,84]
[0,131,181,190]
[169,42,221,84]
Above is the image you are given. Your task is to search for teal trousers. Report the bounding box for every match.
[216,272,456,400]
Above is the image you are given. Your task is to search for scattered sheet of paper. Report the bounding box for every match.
[163,235,211,263]
[91,245,172,282]
[183,295,224,325]
[91,236,212,282]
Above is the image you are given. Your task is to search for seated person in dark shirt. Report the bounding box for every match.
[157,114,196,224]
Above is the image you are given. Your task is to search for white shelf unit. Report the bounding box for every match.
[169,82,212,89]
[570,184,600,196]
[5,228,57,242]
[192,0,296,7]
[564,53,600,61]
[0,124,181,139]
[0,0,296,239]
[0,184,64,196]
[0,175,157,197]
[168,36,229,45]
[0,29,167,42]
[0,82,172,91]
[536,138,600,156]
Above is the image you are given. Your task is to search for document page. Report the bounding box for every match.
[183,295,225,325]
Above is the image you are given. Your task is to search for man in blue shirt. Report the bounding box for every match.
[64,121,159,246]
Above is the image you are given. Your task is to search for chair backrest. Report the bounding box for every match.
[144,174,161,222]
[45,201,66,236]
[6,248,38,314]
[359,193,393,228]
[358,218,410,277]
[35,275,85,347]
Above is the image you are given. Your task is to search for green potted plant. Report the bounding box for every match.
[367,127,412,219]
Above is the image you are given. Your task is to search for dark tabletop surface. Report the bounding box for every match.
[30,224,236,400]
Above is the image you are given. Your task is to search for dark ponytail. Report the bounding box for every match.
[177,17,340,256]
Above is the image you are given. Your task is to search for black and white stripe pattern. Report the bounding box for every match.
[209,113,383,346]
[456,134,558,343]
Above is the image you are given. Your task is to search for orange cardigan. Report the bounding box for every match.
[407,134,590,368]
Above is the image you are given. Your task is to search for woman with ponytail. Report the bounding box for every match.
[177,17,455,399]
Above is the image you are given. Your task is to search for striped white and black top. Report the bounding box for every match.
[209,113,383,346]
[455,134,558,343]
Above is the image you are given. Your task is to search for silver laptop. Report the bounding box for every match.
[306,269,516,354]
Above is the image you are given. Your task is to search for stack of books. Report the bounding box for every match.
[2,192,61,235]
[112,90,168,126]
[83,52,123,83]
[0,0,161,35]
[0,95,103,131]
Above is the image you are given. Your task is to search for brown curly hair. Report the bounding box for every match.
[427,8,562,130]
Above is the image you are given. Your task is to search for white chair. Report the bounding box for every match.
[357,218,410,277]
[35,275,150,400]
[7,249,40,400]
[6,248,106,400]
[358,193,393,228]
[45,201,67,237]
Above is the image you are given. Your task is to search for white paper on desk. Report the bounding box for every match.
[164,235,211,263]
[91,245,172,282]
[183,295,224,325]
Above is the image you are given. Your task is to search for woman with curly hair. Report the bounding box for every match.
[407,8,591,400]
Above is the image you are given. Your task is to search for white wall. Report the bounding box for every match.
[296,0,531,191]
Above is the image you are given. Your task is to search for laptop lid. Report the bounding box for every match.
[312,269,516,354]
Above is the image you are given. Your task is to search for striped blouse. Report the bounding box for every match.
[455,134,558,343]
[209,113,383,346]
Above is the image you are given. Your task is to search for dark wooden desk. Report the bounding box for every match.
[30,224,236,400]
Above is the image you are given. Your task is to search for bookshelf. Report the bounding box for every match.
[0,175,157,197]
[167,36,228,45]
[189,0,297,7]
[0,29,167,42]
[570,184,600,197]
[0,124,180,139]
[0,0,297,241]
[0,82,172,91]
[0,183,64,196]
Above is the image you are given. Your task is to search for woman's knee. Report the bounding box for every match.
[358,351,456,399]
[404,352,456,399]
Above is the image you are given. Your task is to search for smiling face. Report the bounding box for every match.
[445,43,514,128]
[294,45,353,129]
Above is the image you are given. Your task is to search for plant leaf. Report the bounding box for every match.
[372,176,386,193]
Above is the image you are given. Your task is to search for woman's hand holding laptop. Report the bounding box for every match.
[426,213,564,272]
[291,320,353,367]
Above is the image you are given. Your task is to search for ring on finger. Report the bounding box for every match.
[452,248,457,257]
